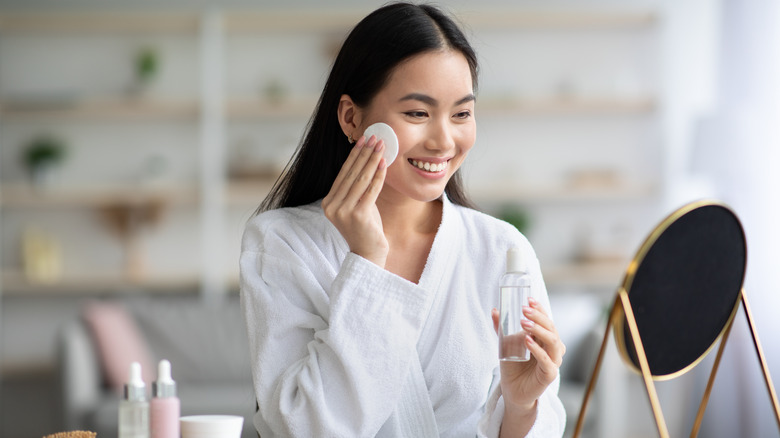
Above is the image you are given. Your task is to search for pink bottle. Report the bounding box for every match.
[150,360,180,438]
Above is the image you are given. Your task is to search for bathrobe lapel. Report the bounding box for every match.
[385,196,460,437]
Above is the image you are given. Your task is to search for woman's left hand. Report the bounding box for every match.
[491,298,566,412]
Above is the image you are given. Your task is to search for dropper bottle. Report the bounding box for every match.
[150,359,181,438]
[119,361,150,438]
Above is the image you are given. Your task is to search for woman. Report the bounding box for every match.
[240,3,566,437]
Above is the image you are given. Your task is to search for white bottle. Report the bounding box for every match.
[499,247,531,362]
[119,361,150,438]
[150,359,181,438]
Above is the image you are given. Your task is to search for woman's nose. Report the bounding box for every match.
[424,119,455,152]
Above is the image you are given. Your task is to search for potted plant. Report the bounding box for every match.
[23,135,67,189]
[136,46,158,83]
[130,46,160,96]
[497,204,531,235]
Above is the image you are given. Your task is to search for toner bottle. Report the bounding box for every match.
[119,361,150,438]
[499,247,531,362]
[150,359,180,438]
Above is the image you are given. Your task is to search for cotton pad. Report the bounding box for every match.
[363,122,398,165]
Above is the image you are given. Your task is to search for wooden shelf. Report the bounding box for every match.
[542,259,628,290]
[225,10,364,33]
[478,96,655,115]
[460,10,657,29]
[0,12,201,34]
[0,270,201,295]
[0,184,198,208]
[471,182,657,204]
[0,9,657,37]
[225,96,654,120]
[226,98,317,120]
[222,9,656,33]
[0,97,200,120]
[226,179,277,206]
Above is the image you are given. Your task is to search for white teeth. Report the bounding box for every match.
[411,159,447,173]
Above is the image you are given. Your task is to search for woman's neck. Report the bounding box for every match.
[376,195,442,238]
[376,193,443,283]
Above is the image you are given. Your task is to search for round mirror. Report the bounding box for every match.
[614,200,747,379]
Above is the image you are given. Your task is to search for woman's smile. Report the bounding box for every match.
[409,158,450,175]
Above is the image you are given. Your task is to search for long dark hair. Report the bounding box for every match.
[257,2,479,213]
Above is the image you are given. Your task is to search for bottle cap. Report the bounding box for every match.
[506,247,525,273]
[124,361,147,401]
[152,359,177,398]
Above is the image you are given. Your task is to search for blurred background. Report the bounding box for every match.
[0,0,778,437]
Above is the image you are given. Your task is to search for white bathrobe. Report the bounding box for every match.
[240,195,566,437]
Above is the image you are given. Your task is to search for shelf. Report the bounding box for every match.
[226,98,318,120]
[225,10,364,33]
[0,270,201,295]
[471,182,657,204]
[0,12,201,34]
[542,259,628,290]
[226,179,277,206]
[0,184,198,208]
[460,10,657,29]
[225,96,654,120]
[0,181,279,208]
[0,97,200,120]
[222,9,657,33]
[477,96,655,115]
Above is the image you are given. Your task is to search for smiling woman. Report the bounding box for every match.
[256,2,479,213]
[240,3,566,438]
[337,50,476,217]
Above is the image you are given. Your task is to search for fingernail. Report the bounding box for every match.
[523,306,533,316]
[522,319,535,330]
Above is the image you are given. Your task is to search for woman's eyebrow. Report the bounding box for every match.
[400,93,437,106]
[456,94,476,106]
[399,93,476,106]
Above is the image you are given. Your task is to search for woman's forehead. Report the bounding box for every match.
[378,50,474,102]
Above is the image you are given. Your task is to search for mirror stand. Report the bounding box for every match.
[573,288,780,438]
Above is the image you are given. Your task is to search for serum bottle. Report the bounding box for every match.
[150,359,180,438]
[499,247,531,362]
[119,361,150,438]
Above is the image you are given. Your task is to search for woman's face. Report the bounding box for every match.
[358,50,476,204]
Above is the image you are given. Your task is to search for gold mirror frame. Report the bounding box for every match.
[572,200,780,438]
[612,199,742,381]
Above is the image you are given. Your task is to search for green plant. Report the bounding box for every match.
[497,205,531,235]
[135,46,159,83]
[23,136,66,171]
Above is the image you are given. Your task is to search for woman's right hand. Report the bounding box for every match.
[322,135,389,267]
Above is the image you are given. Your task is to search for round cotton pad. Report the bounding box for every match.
[363,122,399,165]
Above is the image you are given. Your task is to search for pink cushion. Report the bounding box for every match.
[82,301,155,392]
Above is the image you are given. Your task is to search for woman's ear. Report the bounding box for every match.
[337,94,362,141]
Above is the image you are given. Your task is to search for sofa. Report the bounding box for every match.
[57,295,257,438]
[57,292,603,438]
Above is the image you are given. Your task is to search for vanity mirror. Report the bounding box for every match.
[573,200,780,438]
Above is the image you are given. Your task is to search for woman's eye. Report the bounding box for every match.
[405,111,428,118]
[454,110,472,119]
